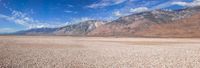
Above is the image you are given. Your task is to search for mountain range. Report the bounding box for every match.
[14,20,107,36]
[13,6,200,38]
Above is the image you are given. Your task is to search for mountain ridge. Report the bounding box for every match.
[13,20,107,36]
[13,6,200,37]
[88,6,200,37]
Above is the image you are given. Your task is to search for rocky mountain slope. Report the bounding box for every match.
[133,12,200,38]
[53,20,106,36]
[88,6,200,37]
[14,6,200,37]
[15,20,106,36]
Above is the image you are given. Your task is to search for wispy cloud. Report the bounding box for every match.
[0,10,41,28]
[172,0,200,7]
[112,7,149,17]
[0,10,67,29]
[69,17,95,24]
[111,0,194,18]
[113,11,123,17]
[87,0,127,8]
[64,10,73,13]
[150,1,173,10]
[130,7,149,13]
[64,10,77,14]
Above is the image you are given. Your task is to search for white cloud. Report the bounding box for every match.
[87,0,126,8]
[151,1,173,10]
[110,0,199,18]
[113,11,122,17]
[130,7,149,13]
[64,10,78,14]
[0,10,66,29]
[64,10,73,13]
[70,17,95,24]
[172,0,200,7]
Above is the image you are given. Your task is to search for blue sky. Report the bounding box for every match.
[0,0,198,33]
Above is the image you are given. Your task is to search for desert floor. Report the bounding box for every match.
[0,36,200,68]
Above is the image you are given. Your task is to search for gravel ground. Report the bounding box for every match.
[0,36,200,68]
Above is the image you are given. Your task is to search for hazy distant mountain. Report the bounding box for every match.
[14,28,58,35]
[88,6,200,37]
[14,20,107,36]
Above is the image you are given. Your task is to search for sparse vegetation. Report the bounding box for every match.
[0,36,200,68]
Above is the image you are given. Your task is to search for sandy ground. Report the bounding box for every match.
[0,36,200,68]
